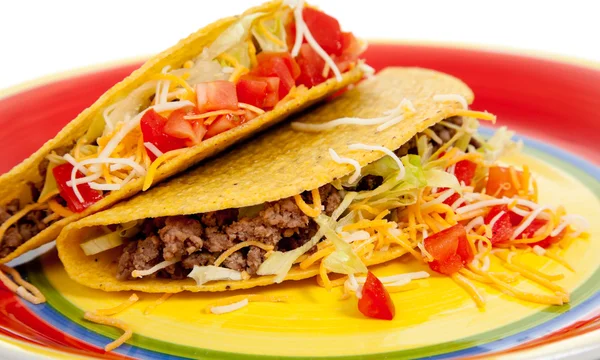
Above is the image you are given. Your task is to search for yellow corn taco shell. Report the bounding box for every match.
[57,67,474,292]
[0,0,364,263]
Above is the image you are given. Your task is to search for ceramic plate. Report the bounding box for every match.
[0,43,599,359]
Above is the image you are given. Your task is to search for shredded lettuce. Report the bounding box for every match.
[479,126,522,164]
[83,115,106,143]
[315,215,368,275]
[416,135,433,163]
[80,231,123,256]
[257,228,325,283]
[188,265,243,286]
[401,155,427,188]
[423,169,461,192]
[206,13,265,60]
[118,221,142,238]
[360,156,400,179]
[455,117,479,151]
[38,162,60,203]
[251,13,288,52]
[221,43,252,69]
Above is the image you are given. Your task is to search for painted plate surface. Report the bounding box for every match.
[0,43,599,359]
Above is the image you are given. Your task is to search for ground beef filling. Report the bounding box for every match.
[0,197,55,258]
[0,146,72,258]
[115,117,475,280]
[116,184,342,280]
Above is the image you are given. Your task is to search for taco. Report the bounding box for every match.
[0,0,366,263]
[57,67,588,301]
[56,67,476,292]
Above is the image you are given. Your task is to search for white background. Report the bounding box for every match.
[0,0,599,91]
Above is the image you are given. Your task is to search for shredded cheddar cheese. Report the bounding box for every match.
[84,312,132,351]
[300,246,335,270]
[0,265,46,304]
[452,273,485,308]
[144,293,173,315]
[47,199,73,218]
[454,109,497,123]
[184,109,246,120]
[95,294,140,316]
[214,241,275,267]
[205,294,289,313]
[293,193,321,218]
[143,149,187,191]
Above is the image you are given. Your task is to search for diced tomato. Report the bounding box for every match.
[340,32,361,55]
[334,32,362,72]
[357,272,395,320]
[425,224,470,275]
[255,52,301,80]
[195,81,238,113]
[140,109,186,159]
[438,186,463,208]
[519,218,548,239]
[163,109,207,146]
[236,75,280,109]
[429,254,464,276]
[205,114,241,139]
[52,163,103,213]
[295,44,326,88]
[483,205,513,244]
[424,225,460,261]
[456,233,475,264]
[302,7,343,56]
[251,53,299,98]
[454,160,477,186]
[486,166,523,198]
[530,229,566,248]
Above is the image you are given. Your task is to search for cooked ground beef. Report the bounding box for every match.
[159,216,203,261]
[0,198,53,258]
[116,184,342,280]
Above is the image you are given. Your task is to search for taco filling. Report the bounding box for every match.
[90,115,584,295]
[0,1,365,259]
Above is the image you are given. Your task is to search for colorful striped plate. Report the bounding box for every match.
[0,43,599,359]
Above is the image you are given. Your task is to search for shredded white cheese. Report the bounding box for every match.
[79,157,146,176]
[451,197,466,210]
[291,100,412,132]
[348,143,406,180]
[144,142,164,158]
[63,154,89,175]
[66,172,101,187]
[421,188,456,209]
[456,198,541,215]
[512,206,549,240]
[210,298,249,315]
[488,211,506,230]
[433,94,468,110]
[358,62,375,79]
[131,260,178,278]
[465,216,484,232]
[153,100,195,114]
[551,214,589,238]
[532,245,546,256]
[328,148,362,184]
[88,183,122,191]
[341,230,371,243]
